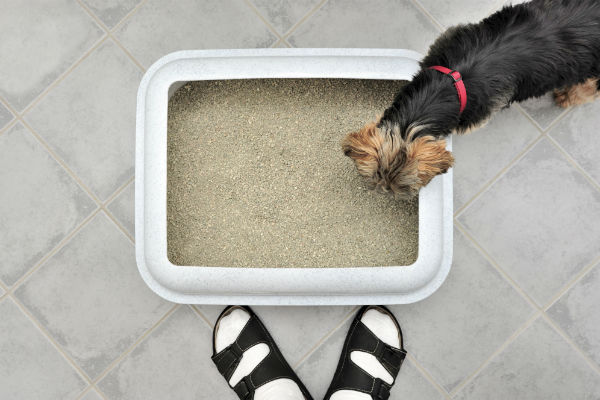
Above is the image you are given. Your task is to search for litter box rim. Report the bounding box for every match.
[136,48,453,305]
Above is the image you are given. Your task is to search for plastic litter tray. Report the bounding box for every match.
[135,48,453,305]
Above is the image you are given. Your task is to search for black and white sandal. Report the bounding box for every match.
[211,305,313,400]
[324,306,407,400]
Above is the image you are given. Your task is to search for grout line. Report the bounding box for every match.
[102,207,135,244]
[453,133,544,217]
[92,385,110,400]
[542,256,600,312]
[91,304,180,385]
[514,102,572,134]
[74,386,93,400]
[545,134,600,193]
[110,36,147,71]
[454,220,540,310]
[20,120,103,204]
[8,208,101,292]
[0,118,18,137]
[104,175,135,206]
[405,353,452,399]
[9,295,93,384]
[293,306,358,369]
[409,0,445,32]
[109,0,149,34]
[456,220,600,384]
[280,0,329,40]
[243,0,285,40]
[541,313,600,375]
[449,312,541,397]
[20,35,109,117]
[74,0,146,72]
[190,305,215,329]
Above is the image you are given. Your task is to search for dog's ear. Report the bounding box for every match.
[341,122,382,178]
[406,136,454,186]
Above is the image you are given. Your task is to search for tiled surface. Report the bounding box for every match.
[0,0,104,111]
[97,306,234,400]
[80,0,142,28]
[390,228,534,392]
[26,40,140,201]
[2,1,600,399]
[416,0,501,27]
[453,107,539,210]
[80,389,104,400]
[0,101,13,130]
[251,0,323,34]
[0,299,87,399]
[548,263,600,368]
[549,100,600,185]
[459,139,600,306]
[454,318,600,400]
[287,0,439,53]
[0,123,96,286]
[14,213,172,379]
[114,0,277,68]
[107,180,135,237]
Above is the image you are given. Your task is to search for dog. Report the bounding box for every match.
[342,0,600,199]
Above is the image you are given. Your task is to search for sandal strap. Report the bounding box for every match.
[349,322,406,379]
[324,306,406,400]
[212,341,245,381]
[212,308,314,400]
[374,378,392,400]
[233,376,252,400]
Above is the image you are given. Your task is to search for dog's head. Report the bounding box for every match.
[342,121,454,199]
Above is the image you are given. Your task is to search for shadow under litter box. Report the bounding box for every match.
[167,79,418,268]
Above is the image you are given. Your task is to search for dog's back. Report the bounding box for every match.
[423,0,600,103]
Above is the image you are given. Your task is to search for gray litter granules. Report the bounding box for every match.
[167,79,418,268]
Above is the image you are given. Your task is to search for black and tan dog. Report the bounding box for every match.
[343,0,600,199]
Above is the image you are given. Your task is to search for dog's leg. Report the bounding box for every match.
[554,78,600,108]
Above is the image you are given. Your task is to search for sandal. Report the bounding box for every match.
[324,306,407,400]
[211,305,313,400]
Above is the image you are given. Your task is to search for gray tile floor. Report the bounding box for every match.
[1,0,599,399]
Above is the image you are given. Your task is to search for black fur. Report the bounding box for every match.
[379,0,600,139]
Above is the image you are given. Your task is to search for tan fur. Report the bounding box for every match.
[554,78,600,108]
[406,136,454,186]
[342,122,454,199]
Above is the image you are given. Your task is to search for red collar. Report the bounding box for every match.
[428,66,467,115]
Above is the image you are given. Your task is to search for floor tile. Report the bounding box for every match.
[81,389,103,400]
[287,0,439,54]
[0,101,13,130]
[296,320,445,400]
[81,0,141,28]
[454,318,600,400]
[193,304,226,327]
[0,123,96,286]
[0,0,103,111]
[14,213,172,379]
[98,306,236,400]
[549,99,600,185]
[417,0,501,27]
[114,0,277,68]
[547,262,600,368]
[254,306,354,366]
[459,138,600,305]
[107,180,135,237]
[453,107,539,211]
[25,40,140,201]
[251,0,322,34]
[518,92,565,131]
[389,228,533,392]
[0,298,87,399]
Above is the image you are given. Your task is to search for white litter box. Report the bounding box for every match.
[135,48,453,305]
